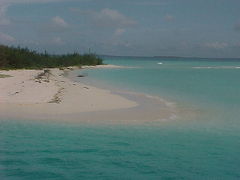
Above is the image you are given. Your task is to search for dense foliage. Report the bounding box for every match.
[0,45,103,69]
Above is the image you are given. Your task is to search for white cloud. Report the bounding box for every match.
[40,16,69,33]
[204,42,228,49]
[52,16,68,28]
[0,32,15,43]
[69,8,137,29]
[0,0,69,25]
[95,8,137,28]
[70,8,137,35]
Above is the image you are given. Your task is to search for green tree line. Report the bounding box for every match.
[0,45,103,69]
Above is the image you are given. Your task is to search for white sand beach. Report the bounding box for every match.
[0,66,139,120]
[0,65,177,123]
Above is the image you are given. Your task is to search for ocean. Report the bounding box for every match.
[1,57,240,179]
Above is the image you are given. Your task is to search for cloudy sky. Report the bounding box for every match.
[0,0,240,58]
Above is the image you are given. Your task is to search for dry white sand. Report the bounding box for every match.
[0,66,139,120]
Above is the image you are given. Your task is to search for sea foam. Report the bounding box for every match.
[193,66,240,69]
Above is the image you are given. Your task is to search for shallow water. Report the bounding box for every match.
[78,57,240,129]
[1,57,240,179]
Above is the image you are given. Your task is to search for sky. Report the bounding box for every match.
[0,0,240,58]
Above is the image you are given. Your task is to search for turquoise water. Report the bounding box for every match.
[1,57,240,179]
[79,57,240,132]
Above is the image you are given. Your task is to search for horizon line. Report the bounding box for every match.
[99,54,240,60]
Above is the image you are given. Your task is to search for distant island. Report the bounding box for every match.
[0,45,103,69]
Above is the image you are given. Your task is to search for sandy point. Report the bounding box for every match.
[0,65,177,124]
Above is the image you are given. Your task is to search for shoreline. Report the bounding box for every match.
[0,65,177,124]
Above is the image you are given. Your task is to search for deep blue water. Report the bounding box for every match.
[1,57,240,179]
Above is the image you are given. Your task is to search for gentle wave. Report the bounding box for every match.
[192,66,240,69]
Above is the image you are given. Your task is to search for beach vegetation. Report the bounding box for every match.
[0,45,103,69]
